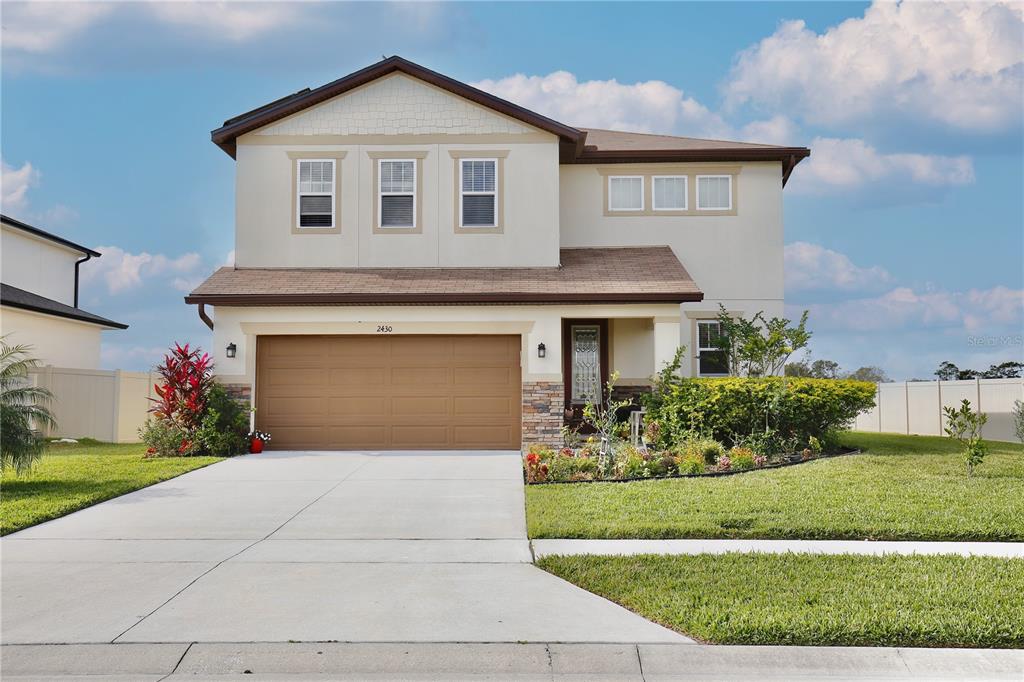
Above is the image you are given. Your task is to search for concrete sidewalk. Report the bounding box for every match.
[2,642,1021,680]
[532,538,1024,559]
[1,450,683,646]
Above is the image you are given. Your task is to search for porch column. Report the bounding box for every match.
[653,316,682,375]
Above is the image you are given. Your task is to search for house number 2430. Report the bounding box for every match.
[376,325,393,333]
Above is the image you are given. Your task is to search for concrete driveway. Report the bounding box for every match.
[2,450,684,645]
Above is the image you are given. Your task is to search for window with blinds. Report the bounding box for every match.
[608,176,643,211]
[379,159,416,228]
[653,176,687,210]
[460,159,497,227]
[697,175,732,210]
[297,160,335,228]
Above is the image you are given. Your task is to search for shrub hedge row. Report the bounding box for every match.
[642,377,876,451]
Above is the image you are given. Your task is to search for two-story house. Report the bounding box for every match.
[1,214,127,368]
[187,57,809,451]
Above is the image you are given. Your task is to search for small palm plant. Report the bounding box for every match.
[0,339,57,473]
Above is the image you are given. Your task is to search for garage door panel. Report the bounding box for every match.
[390,367,449,387]
[257,335,521,450]
[453,396,514,417]
[391,396,450,418]
[391,425,450,448]
[328,367,388,386]
[328,396,388,418]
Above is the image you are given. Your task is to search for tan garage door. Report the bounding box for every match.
[256,335,522,450]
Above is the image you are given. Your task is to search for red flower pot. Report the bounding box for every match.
[250,438,264,454]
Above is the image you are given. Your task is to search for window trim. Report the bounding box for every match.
[696,174,733,211]
[695,319,729,377]
[652,175,688,212]
[295,158,336,230]
[459,158,498,229]
[607,175,645,212]
[377,158,418,230]
[287,151,345,235]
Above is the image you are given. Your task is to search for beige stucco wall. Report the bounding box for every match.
[559,162,785,302]
[234,73,561,268]
[1,224,82,306]
[0,306,103,369]
[210,304,681,389]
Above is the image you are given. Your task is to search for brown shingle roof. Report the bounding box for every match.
[185,247,702,306]
[579,128,792,153]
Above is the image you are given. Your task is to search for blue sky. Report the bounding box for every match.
[2,1,1022,379]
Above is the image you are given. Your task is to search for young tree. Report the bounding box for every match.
[846,366,890,383]
[1013,400,1024,445]
[0,340,57,474]
[943,399,988,477]
[714,305,811,377]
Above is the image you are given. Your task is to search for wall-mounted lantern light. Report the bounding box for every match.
[537,343,546,358]
[225,343,237,359]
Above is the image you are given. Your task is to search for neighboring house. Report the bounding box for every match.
[0,214,127,368]
[187,56,809,450]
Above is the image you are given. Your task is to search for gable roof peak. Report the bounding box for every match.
[211,55,585,158]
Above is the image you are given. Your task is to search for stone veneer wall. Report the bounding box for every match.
[219,382,252,409]
[522,381,564,449]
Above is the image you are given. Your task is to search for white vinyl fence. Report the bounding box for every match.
[853,378,1024,443]
[29,366,159,443]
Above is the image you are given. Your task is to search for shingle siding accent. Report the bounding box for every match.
[256,74,532,137]
[521,381,564,449]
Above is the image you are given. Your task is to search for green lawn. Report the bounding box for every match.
[526,432,1024,541]
[1,441,223,535]
[538,553,1024,648]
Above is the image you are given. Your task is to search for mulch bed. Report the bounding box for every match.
[525,447,861,485]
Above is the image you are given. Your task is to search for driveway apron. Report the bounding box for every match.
[1,450,685,644]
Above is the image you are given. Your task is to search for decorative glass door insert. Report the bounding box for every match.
[571,325,601,404]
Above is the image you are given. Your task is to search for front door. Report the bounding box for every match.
[562,319,610,418]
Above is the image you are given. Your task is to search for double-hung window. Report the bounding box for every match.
[459,159,498,228]
[378,159,416,228]
[296,159,335,228]
[608,176,643,212]
[696,174,732,211]
[697,320,729,376]
[653,175,687,211]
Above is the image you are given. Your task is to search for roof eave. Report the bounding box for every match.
[1,300,128,330]
[572,147,811,165]
[185,291,704,306]
[1,214,102,257]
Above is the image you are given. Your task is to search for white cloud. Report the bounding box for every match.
[147,2,301,42]
[85,246,202,294]
[785,242,893,293]
[802,285,1023,334]
[0,2,114,53]
[2,159,39,211]
[725,2,1024,133]
[791,137,974,194]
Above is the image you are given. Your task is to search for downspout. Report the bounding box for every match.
[197,303,214,331]
[73,253,92,308]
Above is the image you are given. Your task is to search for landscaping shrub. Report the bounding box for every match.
[643,376,876,451]
[140,419,198,457]
[729,447,756,471]
[677,449,705,475]
[548,452,598,482]
[195,385,249,457]
[0,340,56,474]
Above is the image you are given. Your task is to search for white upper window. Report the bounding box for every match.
[296,159,335,228]
[379,159,416,228]
[608,176,643,211]
[653,176,687,211]
[460,159,497,227]
[697,320,729,376]
[696,175,732,211]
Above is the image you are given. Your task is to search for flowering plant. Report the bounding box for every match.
[149,343,213,430]
[247,430,272,442]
